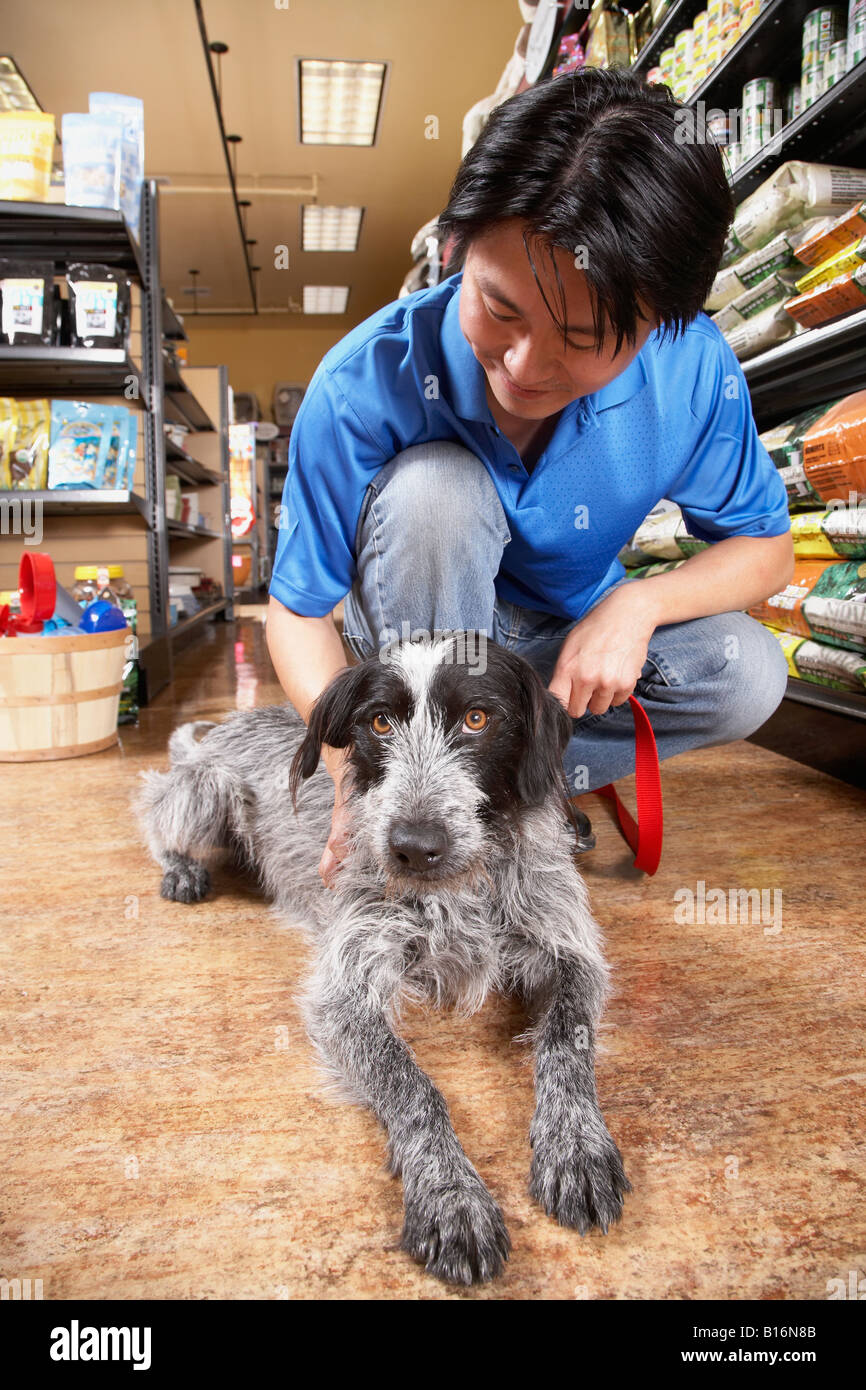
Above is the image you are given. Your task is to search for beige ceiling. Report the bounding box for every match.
[5,0,524,327]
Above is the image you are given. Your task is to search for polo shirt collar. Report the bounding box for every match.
[441,271,649,425]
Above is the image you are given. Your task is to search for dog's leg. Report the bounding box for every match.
[304,978,511,1285]
[137,765,233,903]
[524,951,631,1234]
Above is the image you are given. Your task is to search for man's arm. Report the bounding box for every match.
[266,594,351,778]
[549,530,794,719]
[632,528,795,627]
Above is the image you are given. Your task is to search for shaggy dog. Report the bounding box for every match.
[136,633,630,1285]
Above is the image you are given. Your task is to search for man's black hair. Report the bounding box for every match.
[438,67,735,354]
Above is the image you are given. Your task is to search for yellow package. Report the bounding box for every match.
[7,398,50,489]
[585,6,631,68]
[0,397,20,487]
[794,236,866,295]
[0,112,55,201]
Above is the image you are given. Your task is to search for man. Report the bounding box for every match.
[267,67,794,883]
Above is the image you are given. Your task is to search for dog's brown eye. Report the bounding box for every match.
[463,708,488,733]
[371,712,392,735]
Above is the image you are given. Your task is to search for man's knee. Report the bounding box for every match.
[364,441,509,545]
[710,614,789,741]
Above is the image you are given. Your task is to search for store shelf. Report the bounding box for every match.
[0,200,146,285]
[164,439,223,487]
[632,0,707,74]
[742,307,866,425]
[167,518,222,540]
[0,487,149,519]
[691,0,821,112]
[161,296,187,341]
[784,676,866,722]
[0,345,139,393]
[729,59,866,201]
[169,598,228,641]
[163,364,216,431]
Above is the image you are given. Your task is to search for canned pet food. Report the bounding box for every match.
[802,63,825,106]
[659,46,676,83]
[850,0,866,64]
[802,7,846,72]
[743,77,779,109]
[824,37,849,85]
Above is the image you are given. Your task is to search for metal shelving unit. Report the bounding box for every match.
[627,4,866,779]
[0,187,233,704]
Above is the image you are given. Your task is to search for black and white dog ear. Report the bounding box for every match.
[289,661,371,805]
[514,669,573,808]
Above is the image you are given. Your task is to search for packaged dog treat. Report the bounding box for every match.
[3,398,50,489]
[0,259,54,346]
[802,390,866,501]
[585,2,631,67]
[712,272,794,332]
[61,112,122,212]
[749,557,866,653]
[66,263,131,349]
[722,162,866,265]
[789,507,866,557]
[0,397,20,486]
[47,399,113,488]
[785,260,866,328]
[89,93,144,242]
[766,624,866,692]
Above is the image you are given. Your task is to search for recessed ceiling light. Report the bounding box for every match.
[0,56,42,112]
[298,59,386,146]
[301,205,363,252]
[303,285,350,314]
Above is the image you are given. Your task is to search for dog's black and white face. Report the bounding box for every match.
[290,634,573,894]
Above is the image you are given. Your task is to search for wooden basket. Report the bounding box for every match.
[0,627,128,762]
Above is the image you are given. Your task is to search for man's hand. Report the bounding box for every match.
[548,583,657,719]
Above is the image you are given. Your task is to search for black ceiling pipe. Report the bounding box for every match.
[193,0,258,312]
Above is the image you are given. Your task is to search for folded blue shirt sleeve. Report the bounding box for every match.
[667,330,791,544]
[268,368,388,617]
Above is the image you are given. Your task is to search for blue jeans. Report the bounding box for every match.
[341,442,789,794]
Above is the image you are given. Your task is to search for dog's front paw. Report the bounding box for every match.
[160,859,210,903]
[529,1124,631,1235]
[401,1174,511,1285]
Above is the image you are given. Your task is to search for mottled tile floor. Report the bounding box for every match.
[1,612,864,1300]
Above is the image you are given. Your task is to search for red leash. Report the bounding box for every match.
[591,695,664,875]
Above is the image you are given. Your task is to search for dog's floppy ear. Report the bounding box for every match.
[514,665,574,808]
[289,661,372,806]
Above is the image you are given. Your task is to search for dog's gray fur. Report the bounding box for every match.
[135,635,630,1285]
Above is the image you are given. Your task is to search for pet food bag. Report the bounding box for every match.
[66,263,131,349]
[88,93,144,242]
[723,300,798,361]
[47,399,113,488]
[789,507,866,557]
[0,397,20,485]
[765,623,866,693]
[785,261,866,328]
[749,557,866,653]
[0,259,54,346]
[722,162,866,265]
[2,398,50,489]
[706,228,809,312]
[0,111,55,201]
[61,112,123,212]
[794,199,866,266]
[620,507,709,567]
[801,390,866,502]
[760,401,840,507]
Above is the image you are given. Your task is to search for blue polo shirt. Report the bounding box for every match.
[269,271,790,621]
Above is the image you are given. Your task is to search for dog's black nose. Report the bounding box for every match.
[388,819,450,873]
